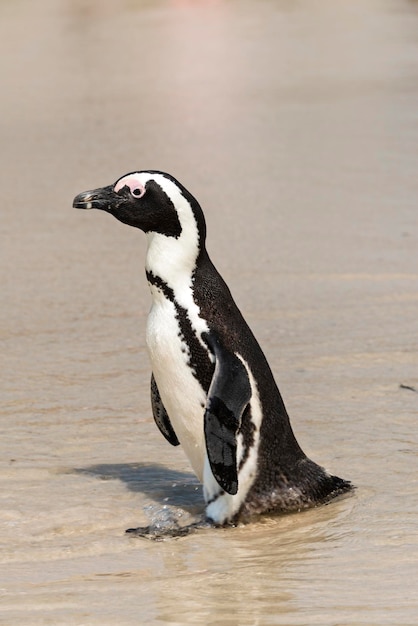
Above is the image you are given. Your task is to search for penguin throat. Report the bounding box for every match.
[145,225,201,293]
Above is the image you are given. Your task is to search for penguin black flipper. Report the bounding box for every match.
[203,332,252,496]
[150,374,180,447]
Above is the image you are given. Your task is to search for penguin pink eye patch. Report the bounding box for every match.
[114,174,146,199]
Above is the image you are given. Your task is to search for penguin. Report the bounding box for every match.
[73,170,352,527]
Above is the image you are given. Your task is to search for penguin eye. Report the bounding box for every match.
[114,176,146,198]
[131,185,145,199]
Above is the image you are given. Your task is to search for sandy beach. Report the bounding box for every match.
[1,1,417,624]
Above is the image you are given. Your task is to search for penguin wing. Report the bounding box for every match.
[203,332,252,495]
[150,373,180,446]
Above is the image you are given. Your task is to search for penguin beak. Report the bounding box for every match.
[73,186,113,211]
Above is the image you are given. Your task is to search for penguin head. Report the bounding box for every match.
[73,171,206,243]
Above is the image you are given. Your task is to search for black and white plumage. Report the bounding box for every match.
[73,171,352,526]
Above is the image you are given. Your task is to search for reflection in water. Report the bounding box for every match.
[1,0,418,624]
[148,499,354,625]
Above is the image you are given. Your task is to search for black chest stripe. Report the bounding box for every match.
[146,270,214,391]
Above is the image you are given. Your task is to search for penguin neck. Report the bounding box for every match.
[145,226,205,297]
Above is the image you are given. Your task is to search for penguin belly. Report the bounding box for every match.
[146,297,208,481]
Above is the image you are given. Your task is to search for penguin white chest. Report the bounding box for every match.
[146,296,208,480]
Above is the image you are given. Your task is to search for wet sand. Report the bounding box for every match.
[1,0,418,624]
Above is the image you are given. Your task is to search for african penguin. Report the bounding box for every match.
[73,171,352,526]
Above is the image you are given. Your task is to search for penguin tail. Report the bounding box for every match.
[241,458,354,520]
[293,457,354,507]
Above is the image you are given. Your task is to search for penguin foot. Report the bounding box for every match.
[125,519,212,541]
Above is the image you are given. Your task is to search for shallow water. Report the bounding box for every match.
[1,0,418,624]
